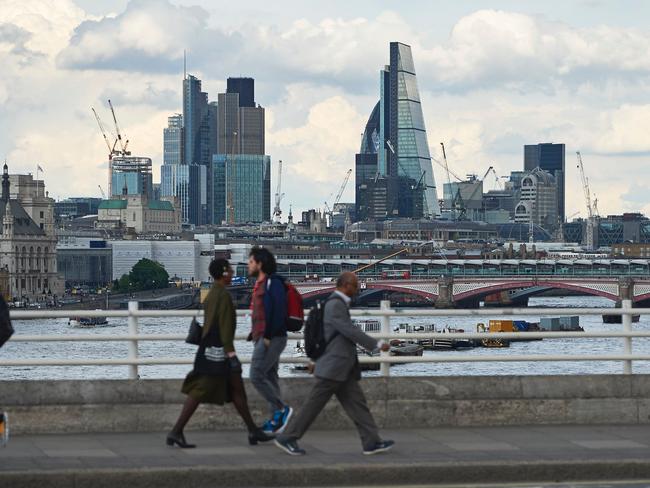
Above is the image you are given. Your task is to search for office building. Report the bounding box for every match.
[514,168,559,232]
[213,154,271,224]
[443,178,483,221]
[213,77,269,224]
[57,237,111,287]
[524,143,565,223]
[227,77,255,108]
[163,114,183,166]
[55,197,102,222]
[356,42,439,220]
[110,156,153,199]
[183,74,215,225]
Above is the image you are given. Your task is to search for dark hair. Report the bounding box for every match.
[209,258,231,280]
[249,247,277,275]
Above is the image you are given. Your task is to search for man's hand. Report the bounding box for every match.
[263,338,271,348]
[380,342,390,352]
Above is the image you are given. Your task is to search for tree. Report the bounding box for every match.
[113,259,170,293]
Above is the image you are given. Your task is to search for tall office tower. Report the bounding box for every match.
[524,143,565,224]
[111,156,153,199]
[161,114,190,222]
[355,103,380,221]
[213,77,268,224]
[183,74,215,225]
[227,77,255,108]
[356,42,438,220]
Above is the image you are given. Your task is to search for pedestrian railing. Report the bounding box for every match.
[1,300,648,378]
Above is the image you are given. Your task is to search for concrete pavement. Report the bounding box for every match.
[2,424,650,487]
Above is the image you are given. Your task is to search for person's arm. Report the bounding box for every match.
[217,291,236,355]
[325,299,379,351]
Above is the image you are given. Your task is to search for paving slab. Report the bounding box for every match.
[1,425,650,487]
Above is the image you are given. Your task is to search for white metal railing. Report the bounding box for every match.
[1,299,648,378]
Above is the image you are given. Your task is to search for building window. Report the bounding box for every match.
[40,211,44,218]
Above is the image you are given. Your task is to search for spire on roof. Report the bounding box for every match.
[2,162,9,203]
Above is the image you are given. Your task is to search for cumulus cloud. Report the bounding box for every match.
[2,0,650,218]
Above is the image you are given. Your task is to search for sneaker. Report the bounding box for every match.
[273,406,293,434]
[261,418,277,435]
[363,440,394,455]
[274,437,305,456]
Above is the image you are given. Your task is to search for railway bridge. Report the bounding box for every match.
[293,276,650,308]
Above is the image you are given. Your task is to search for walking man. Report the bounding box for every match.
[275,272,394,456]
[248,247,293,434]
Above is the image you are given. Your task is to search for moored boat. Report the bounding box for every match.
[69,316,109,328]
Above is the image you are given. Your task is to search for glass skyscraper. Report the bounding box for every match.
[357,42,440,220]
[213,154,270,223]
[183,74,216,225]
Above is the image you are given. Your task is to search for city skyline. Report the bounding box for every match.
[2,1,650,219]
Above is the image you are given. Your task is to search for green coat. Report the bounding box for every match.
[181,282,236,404]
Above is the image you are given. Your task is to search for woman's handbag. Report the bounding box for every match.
[185,317,203,345]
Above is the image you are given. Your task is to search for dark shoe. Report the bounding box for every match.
[248,428,274,445]
[166,431,196,448]
[274,437,306,456]
[363,440,394,455]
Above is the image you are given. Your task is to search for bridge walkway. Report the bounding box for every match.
[2,424,650,487]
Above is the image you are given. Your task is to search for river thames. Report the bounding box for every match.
[2,295,649,380]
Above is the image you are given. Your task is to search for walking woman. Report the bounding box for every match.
[167,258,272,448]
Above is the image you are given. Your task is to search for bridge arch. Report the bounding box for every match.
[454,280,620,302]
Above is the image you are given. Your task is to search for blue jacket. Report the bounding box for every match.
[263,274,288,339]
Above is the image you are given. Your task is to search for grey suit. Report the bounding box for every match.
[278,292,382,450]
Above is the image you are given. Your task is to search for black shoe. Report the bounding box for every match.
[274,437,306,456]
[248,427,274,445]
[363,440,395,455]
[166,431,196,448]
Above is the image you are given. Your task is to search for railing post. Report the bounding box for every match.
[128,301,139,379]
[622,298,633,374]
[380,300,391,377]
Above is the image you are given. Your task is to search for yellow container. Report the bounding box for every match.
[489,320,514,332]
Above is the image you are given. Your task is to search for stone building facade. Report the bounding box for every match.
[0,165,62,300]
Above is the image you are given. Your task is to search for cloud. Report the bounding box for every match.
[2,0,650,220]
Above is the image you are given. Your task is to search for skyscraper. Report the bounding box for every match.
[183,74,216,225]
[524,143,565,223]
[356,42,439,220]
[227,77,255,108]
[161,114,192,223]
[213,77,269,224]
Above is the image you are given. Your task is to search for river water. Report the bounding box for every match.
[2,295,650,380]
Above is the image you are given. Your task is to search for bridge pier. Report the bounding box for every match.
[435,276,455,308]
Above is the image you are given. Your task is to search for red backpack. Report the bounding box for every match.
[285,282,304,332]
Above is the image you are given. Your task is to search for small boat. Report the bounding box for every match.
[390,343,424,357]
[353,319,381,333]
[69,316,109,328]
[603,314,640,324]
[481,338,510,348]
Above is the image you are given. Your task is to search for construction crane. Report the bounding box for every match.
[576,151,597,249]
[107,99,130,156]
[439,142,467,220]
[273,160,284,223]
[97,185,106,199]
[324,169,352,225]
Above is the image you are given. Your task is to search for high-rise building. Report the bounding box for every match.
[212,154,270,223]
[110,156,153,199]
[213,77,268,224]
[514,168,559,232]
[217,90,264,155]
[524,143,565,224]
[356,42,439,220]
[183,74,216,225]
[161,114,190,223]
[227,77,255,108]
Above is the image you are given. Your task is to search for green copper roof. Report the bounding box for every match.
[98,200,128,210]
[147,200,174,211]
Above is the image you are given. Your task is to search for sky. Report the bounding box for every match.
[2,0,650,219]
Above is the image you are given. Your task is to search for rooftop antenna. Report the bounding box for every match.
[183,49,186,79]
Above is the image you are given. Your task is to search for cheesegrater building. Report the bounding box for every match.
[356,42,440,221]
